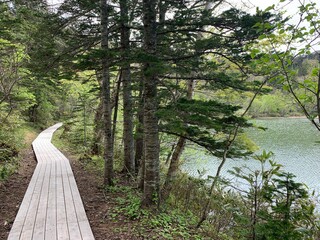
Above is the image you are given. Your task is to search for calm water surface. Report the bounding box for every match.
[181,118,320,191]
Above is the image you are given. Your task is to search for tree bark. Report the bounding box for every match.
[101,0,114,186]
[112,73,121,143]
[142,0,160,206]
[92,96,103,155]
[317,54,320,124]
[136,78,145,189]
[120,0,135,175]
[92,70,104,155]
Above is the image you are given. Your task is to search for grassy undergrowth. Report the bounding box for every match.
[104,180,205,239]
[0,124,38,182]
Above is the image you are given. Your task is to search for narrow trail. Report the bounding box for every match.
[8,123,95,240]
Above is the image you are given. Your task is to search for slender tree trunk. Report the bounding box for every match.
[120,0,135,175]
[317,54,320,124]
[101,0,114,186]
[92,71,103,155]
[92,99,103,155]
[142,0,160,206]
[112,73,121,143]
[83,99,87,147]
[162,137,185,194]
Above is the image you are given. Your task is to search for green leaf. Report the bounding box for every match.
[264,5,275,12]
[311,68,319,76]
[282,84,289,91]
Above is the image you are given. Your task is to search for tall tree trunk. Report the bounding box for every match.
[112,73,121,143]
[92,99,103,155]
[142,0,160,206]
[136,78,144,189]
[92,71,103,155]
[120,0,135,175]
[317,53,320,124]
[101,0,114,186]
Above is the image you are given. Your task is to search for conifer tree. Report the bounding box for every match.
[120,0,135,175]
[100,0,114,186]
[141,0,160,206]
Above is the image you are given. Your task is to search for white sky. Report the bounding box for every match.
[230,0,303,17]
[47,0,319,43]
[47,0,316,17]
[47,0,63,8]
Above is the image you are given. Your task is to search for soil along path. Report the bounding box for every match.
[8,123,95,240]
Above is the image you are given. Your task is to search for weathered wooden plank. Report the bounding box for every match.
[56,156,68,226]
[66,163,89,222]
[45,159,57,240]
[68,222,82,240]
[61,159,77,222]
[19,191,41,239]
[19,228,33,240]
[79,221,95,240]
[7,220,23,240]
[7,231,21,240]
[33,160,51,240]
[57,223,70,240]
[19,161,47,239]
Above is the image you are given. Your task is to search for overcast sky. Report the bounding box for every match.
[47,0,319,29]
[230,0,305,18]
[47,0,316,17]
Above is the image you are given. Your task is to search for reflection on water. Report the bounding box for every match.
[181,118,320,191]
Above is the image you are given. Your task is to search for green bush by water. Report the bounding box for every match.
[249,90,300,117]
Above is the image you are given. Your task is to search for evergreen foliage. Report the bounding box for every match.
[158,98,252,157]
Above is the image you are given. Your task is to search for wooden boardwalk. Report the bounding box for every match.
[8,123,95,240]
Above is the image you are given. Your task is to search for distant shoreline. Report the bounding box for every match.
[253,116,307,120]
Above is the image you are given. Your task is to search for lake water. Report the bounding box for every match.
[181,118,320,192]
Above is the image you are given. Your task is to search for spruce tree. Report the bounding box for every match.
[141,0,160,206]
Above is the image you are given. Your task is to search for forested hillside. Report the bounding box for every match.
[1,0,320,239]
